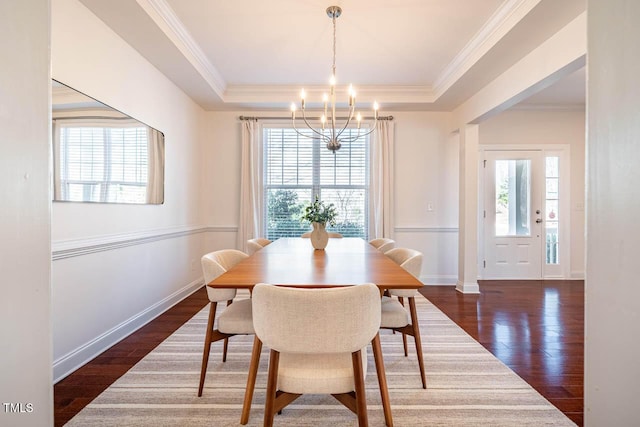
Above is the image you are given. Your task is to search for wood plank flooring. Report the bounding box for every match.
[54,280,584,426]
[420,280,584,426]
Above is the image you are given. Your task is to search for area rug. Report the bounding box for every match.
[66,291,575,426]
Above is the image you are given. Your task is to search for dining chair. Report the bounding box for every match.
[247,238,272,256]
[380,247,427,389]
[246,283,391,427]
[198,249,253,397]
[301,231,344,238]
[369,237,395,254]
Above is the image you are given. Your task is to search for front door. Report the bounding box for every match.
[483,150,544,279]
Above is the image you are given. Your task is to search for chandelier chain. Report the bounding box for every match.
[332,10,336,78]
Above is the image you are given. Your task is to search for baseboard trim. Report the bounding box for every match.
[456,280,480,294]
[53,278,204,383]
[420,275,458,285]
[570,270,585,279]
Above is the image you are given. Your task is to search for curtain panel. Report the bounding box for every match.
[237,120,263,251]
[370,120,395,239]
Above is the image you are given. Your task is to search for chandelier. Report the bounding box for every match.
[290,5,379,153]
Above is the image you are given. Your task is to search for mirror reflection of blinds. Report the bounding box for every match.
[59,124,148,203]
[263,127,369,239]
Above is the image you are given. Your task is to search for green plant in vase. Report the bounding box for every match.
[302,196,338,226]
[302,196,337,249]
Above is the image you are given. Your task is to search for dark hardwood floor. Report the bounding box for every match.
[420,280,584,426]
[54,280,584,426]
[53,287,210,427]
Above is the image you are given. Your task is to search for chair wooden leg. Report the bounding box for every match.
[408,297,426,389]
[398,297,408,356]
[240,336,262,425]
[222,300,233,362]
[222,338,229,362]
[264,349,280,427]
[372,333,393,427]
[198,302,217,397]
[351,350,368,427]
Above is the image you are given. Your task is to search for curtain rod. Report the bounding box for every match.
[239,115,393,121]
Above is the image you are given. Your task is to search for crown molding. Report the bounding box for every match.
[137,0,227,98]
[433,0,542,98]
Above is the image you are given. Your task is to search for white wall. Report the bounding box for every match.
[51,0,207,381]
[203,110,459,284]
[0,1,52,425]
[479,109,586,278]
[585,0,640,424]
[392,112,459,284]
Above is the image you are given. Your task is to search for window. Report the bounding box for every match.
[56,119,149,203]
[494,159,531,236]
[263,126,369,239]
[545,156,560,264]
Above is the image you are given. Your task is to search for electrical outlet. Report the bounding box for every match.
[190,259,196,271]
[427,202,434,212]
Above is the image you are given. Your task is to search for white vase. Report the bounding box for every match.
[310,222,329,250]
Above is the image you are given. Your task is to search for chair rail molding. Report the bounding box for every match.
[51,225,232,260]
[394,226,459,233]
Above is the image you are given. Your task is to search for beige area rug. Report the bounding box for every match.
[67,291,575,426]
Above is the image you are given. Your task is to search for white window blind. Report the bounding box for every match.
[57,120,149,203]
[263,126,369,239]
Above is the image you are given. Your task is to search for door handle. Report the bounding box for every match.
[536,218,543,224]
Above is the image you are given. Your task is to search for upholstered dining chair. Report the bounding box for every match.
[198,249,253,397]
[380,247,427,389]
[369,237,395,254]
[247,238,272,256]
[247,283,391,427]
[301,231,343,238]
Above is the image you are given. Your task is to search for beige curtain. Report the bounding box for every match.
[146,128,165,204]
[370,120,395,239]
[237,119,262,251]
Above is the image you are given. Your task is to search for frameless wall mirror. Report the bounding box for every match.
[51,80,165,204]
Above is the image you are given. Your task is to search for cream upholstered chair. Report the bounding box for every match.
[198,249,252,397]
[369,237,395,254]
[380,247,427,389]
[248,283,389,427]
[246,238,272,256]
[301,231,343,238]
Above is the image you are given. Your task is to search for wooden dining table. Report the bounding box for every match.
[207,237,424,290]
[207,237,422,427]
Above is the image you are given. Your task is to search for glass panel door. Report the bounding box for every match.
[483,151,543,279]
[495,159,532,236]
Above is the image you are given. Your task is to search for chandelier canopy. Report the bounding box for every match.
[290,5,379,153]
